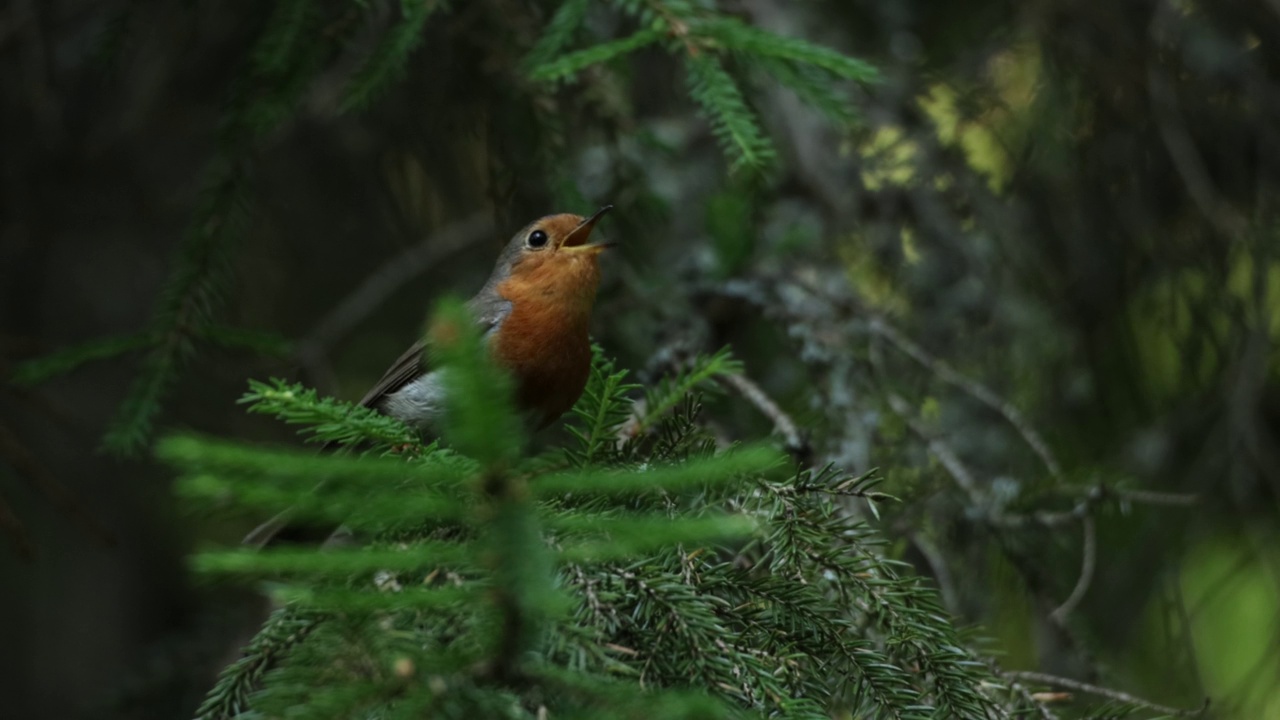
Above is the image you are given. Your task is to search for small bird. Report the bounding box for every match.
[243,206,614,547]
[373,205,613,432]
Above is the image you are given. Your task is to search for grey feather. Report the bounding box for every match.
[379,369,449,429]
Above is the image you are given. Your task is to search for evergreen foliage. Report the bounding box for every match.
[13,0,877,453]
[7,0,1267,717]
[524,0,878,169]
[340,0,443,113]
[166,299,1076,720]
[8,0,877,458]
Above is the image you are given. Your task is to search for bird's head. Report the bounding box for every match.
[491,205,614,309]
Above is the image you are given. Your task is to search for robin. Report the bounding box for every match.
[243,205,614,547]
[372,205,613,432]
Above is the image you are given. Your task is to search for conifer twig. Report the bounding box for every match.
[909,532,959,613]
[1004,671,1209,718]
[884,391,981,501]
[715,371,811,464]
[1049,514,1096,623]
[868,316,1061,479]
[1001,672,1061,720]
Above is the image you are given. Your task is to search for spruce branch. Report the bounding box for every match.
[340,0,441,112]
[11,325,285,388]
[527,29,664,83]
[565,346,641,466]
[239,378,419,450]
[104,2,349,454]
[180,338,1024,718]
[551,514,756,564]
[160,433,465,496]
[194,544,471,578]
[534,444,780,496]
[748,55,860,126]
[103,163,250,454]
[684,53,776,170]
[698,18,879,83]
[522,0,592,72]
[250,0,315,78]
[635,346,742,433]
[10,332,154,386]
[193,608,322,720]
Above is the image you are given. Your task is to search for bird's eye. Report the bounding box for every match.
[527,230,549,249]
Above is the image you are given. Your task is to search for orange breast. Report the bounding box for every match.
[490,253,600,428]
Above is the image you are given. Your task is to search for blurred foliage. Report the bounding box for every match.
[171,317,1028,719]
[2,0,1278,718]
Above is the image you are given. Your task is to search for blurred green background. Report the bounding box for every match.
[2,0,1278,718]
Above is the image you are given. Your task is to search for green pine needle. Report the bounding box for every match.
[565,345,641,466]
[527,28,663,83]
[522,0,593,72]
[340,0,441,113]
[10,332,154,386]
[638,345,743,433]
[684,53,776,171]
[534,444,781,496]
[699,18,881,83]
[239,378,419,449]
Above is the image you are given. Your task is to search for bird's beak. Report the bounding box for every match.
[561,205,614,254]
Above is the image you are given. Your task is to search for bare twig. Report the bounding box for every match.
[1001,673,1061,720]
[885,391,982,500]
[991,483,1197,530]
[1168,560,1208,698]
[1050,514,1096,623]
[294,212,494,366]
[1005,671,1209,718]
[1116,488,1198,506]
[1144,10,1247,241]
[716,371,812,464]
[869,317,1061,478]
[910,532,960,614]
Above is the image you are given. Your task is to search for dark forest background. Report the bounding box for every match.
[2,0,1279,718]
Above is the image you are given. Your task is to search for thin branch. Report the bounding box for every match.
[1116,488,1198,506]
[885,391,981,501]
[991,483,1197,530]
[986,508,1081,529]
[1005,671,1210,718]
[1144,8,1247,240]
[1168,559,1208,699]
[1050,514,1096,623]
[910,531,959,614]
[1000,672,1061,720]
[294,212,494,365]
[716,371,812,464]
[869,317,1061,478]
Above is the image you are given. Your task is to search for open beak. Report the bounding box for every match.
[560,205,614,253]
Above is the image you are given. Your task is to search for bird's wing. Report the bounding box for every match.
[353,296,510,410]
[355,339,427,409]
